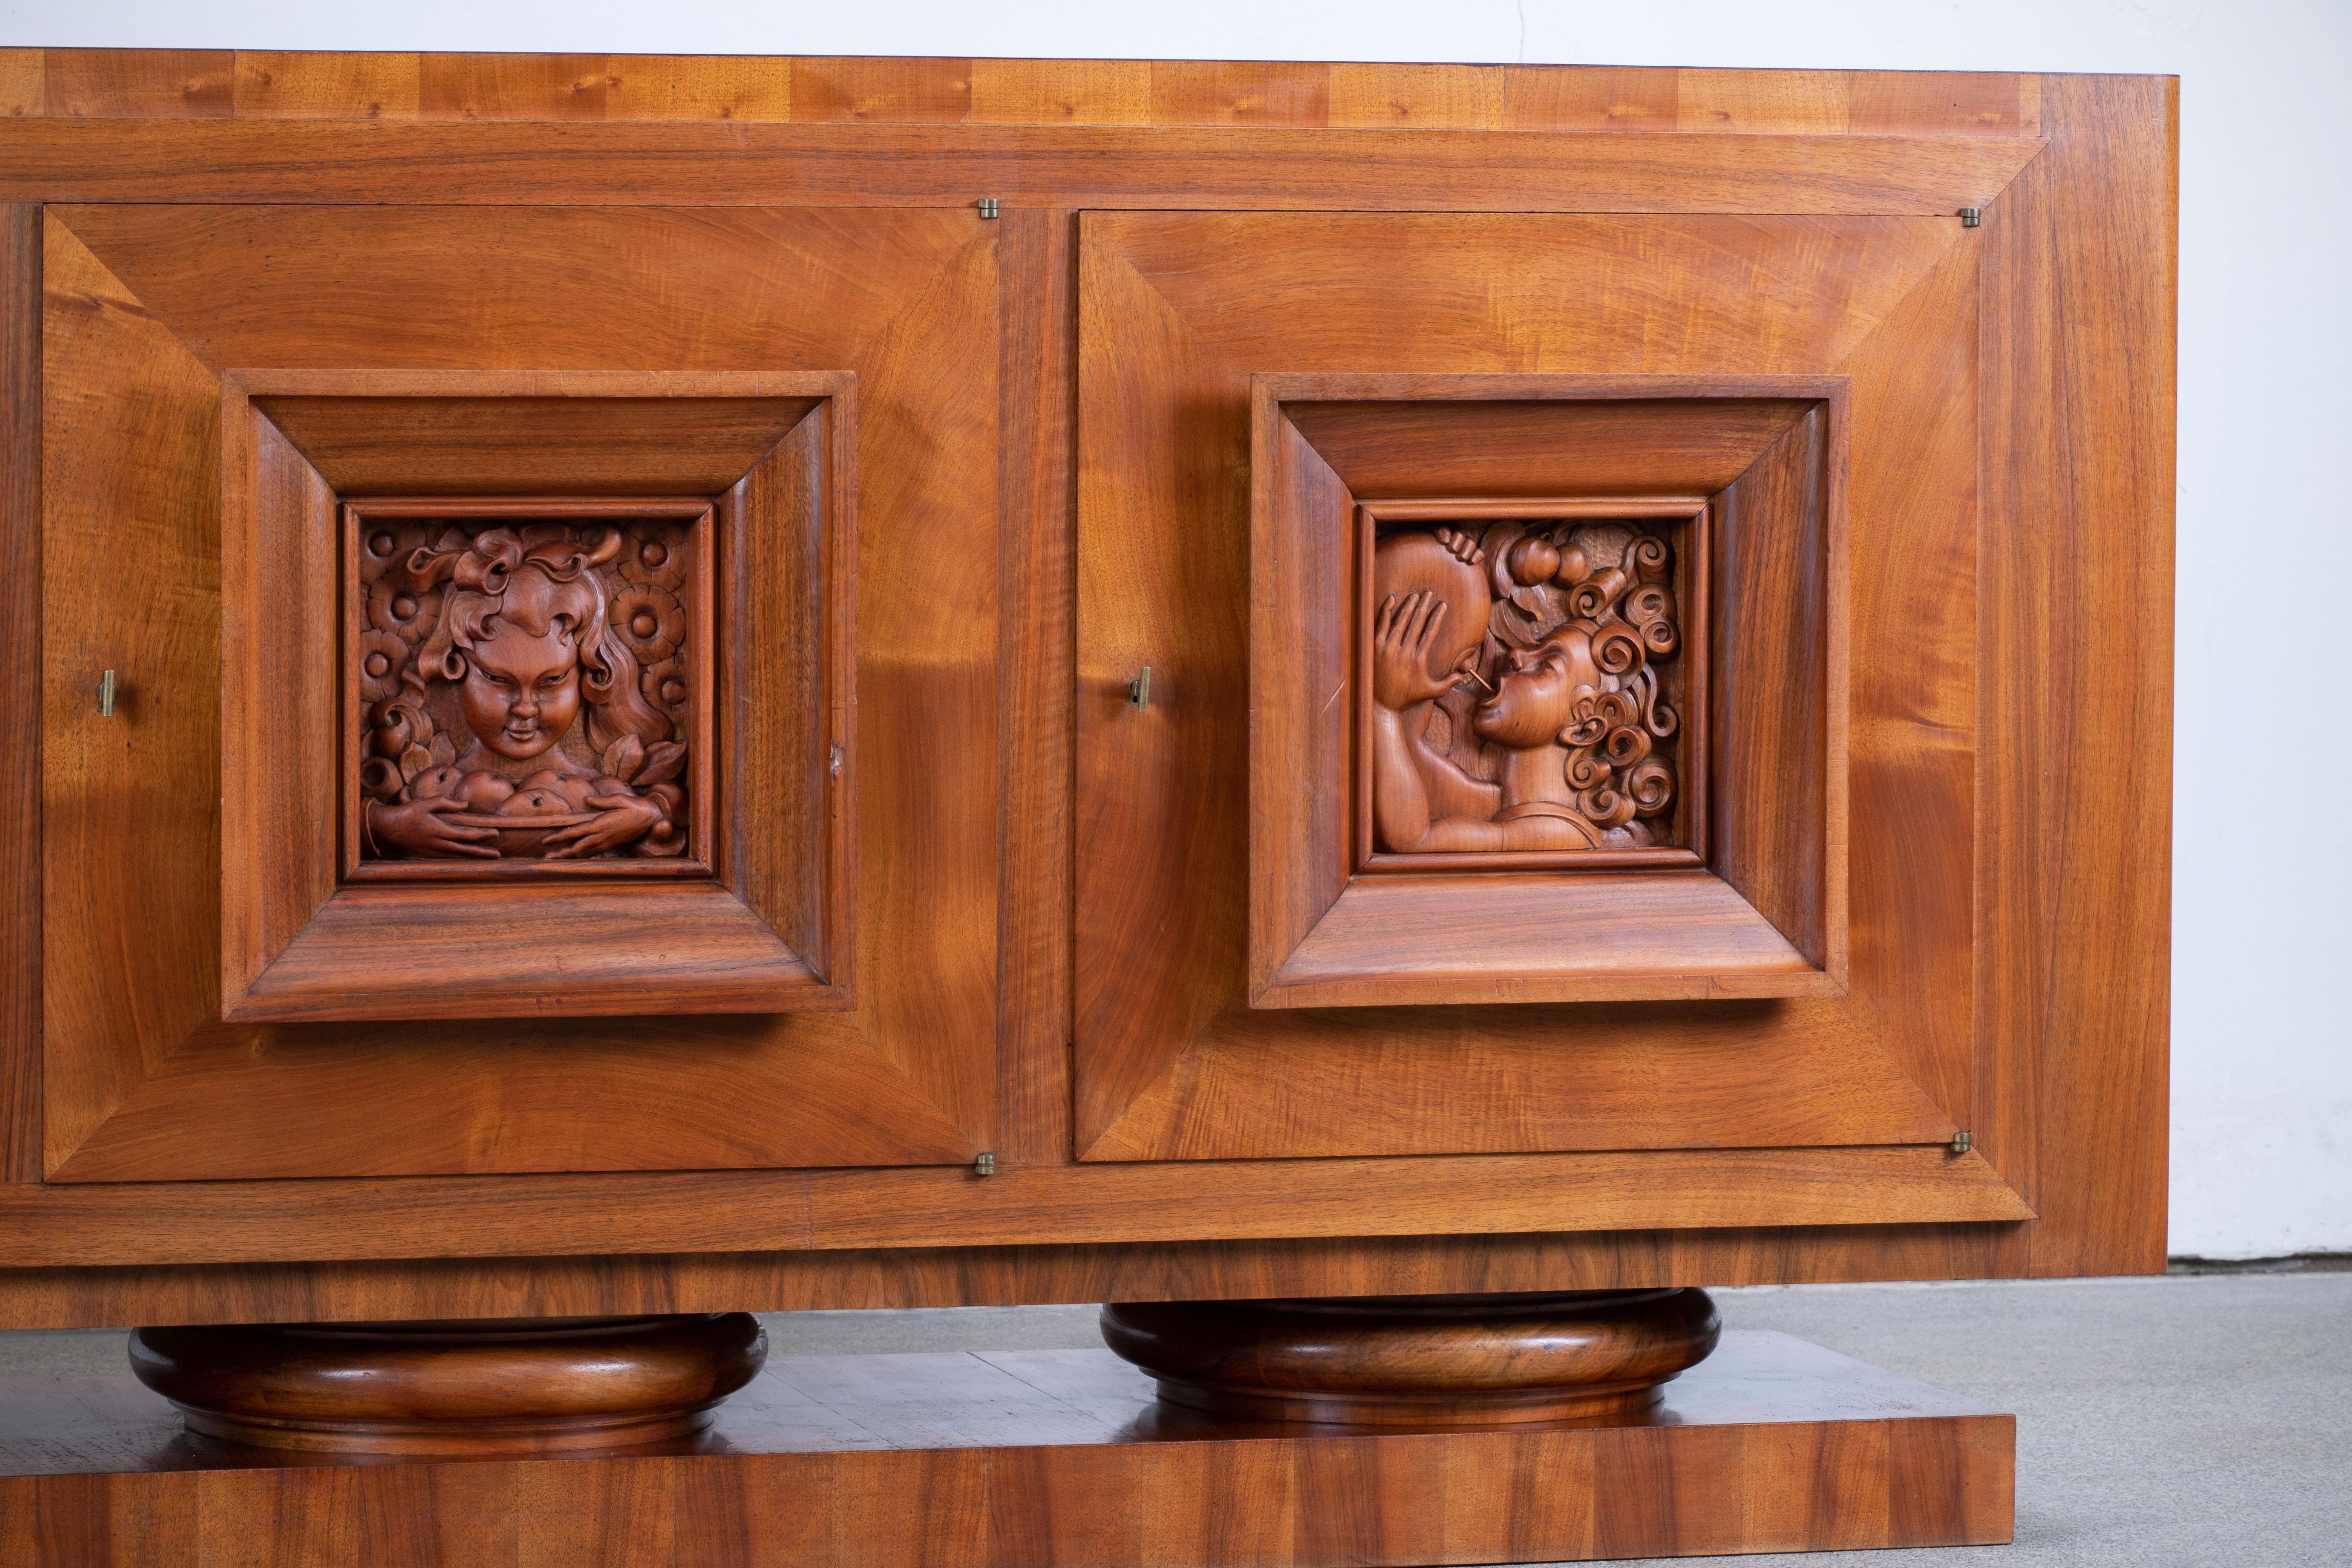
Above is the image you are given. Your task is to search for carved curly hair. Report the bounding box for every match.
[360,525,672,799]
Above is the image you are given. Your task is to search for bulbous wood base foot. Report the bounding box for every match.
[129,1313,767,1456]
[1101,1288,1720,1426]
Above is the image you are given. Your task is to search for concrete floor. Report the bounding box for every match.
[5,1271,2346,1565]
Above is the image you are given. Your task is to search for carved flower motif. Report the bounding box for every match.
[367,576,443,646]
[610,583,684,663]
[357,629,409,704]
[639,654,690,711]
[356,524,410,586]
[618,529,689,591]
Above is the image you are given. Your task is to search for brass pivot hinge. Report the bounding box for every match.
[1951,1130,1973,1155]
[1958,208,1982,228]
[1127,667,1152,710]
[976,197,1001,219]
[973,1152,997,1177]
[96,670,116,717]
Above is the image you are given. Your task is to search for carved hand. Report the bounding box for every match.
[1371,591,1475,712]
[368,796,499,859]
[542,792,667,860]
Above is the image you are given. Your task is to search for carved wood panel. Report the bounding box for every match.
[1360,502,1705,872]
[346,502,712,879]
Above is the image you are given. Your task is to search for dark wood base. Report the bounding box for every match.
[127,1313,766,1455]
[1102,1287,1719,1424]
[2,1332,2012,1564]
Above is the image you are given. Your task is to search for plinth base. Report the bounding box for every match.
[128,1313,767,1455]
[1102,1287,1721,1424]
[2,1332,2012,1564]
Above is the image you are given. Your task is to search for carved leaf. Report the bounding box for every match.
[600,734,645,782]
[429,732,456,767]
[634,741,687,787]
[397,743,433,783]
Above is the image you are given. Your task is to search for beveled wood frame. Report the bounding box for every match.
[1247,373,1846,1009]
[337,496,720,885]
[215,370,856,1023]
[0,59,2173,1320]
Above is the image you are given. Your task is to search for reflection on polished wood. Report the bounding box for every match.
[2,1333,2013,1564]
[128,1312,765,1455]
[1102,1287,1719,1424]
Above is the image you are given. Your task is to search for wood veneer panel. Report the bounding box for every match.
[996,207,1077,1165]
[41,49,231,119]
[1147,60,1331,126]
[232,51,422,120]
[0,1147,2027,1270]
[606,55,793,122]
[1328,63,1508,129]
[37,205,998,1181]
[0,54,2047,136]
[0,206,34,1184]
[790,56,972,122]
[1985,76,2175,1276]
[1503,64,1678,131]
[0,1224,2026,1328]
[0,122,2046,212]
[418,52,606,120]
[970,60,1148,126]
[1847,70,2039,137]
[40,218,225,1176]
[0,51,46,118]
[1677,67,1849,134]
[0,1338,2015,1566]
[248,392,822,495]
[1077,214,1966,1164]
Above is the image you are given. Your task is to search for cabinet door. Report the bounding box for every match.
[1075,211,1994,1178]
[42,205,1000,1181]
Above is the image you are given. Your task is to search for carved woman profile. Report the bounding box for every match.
[1367,519,1679,855]
[360,524,689,863]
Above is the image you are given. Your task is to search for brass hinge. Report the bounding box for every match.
[1127,667,1152,709]
[96,670,116,717]
[1951,1130,1973,1155]
[975,197,1001,219]
[1958,208,1982,228]
[973,1152,997,1177]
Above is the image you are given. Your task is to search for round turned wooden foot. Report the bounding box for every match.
[1100,1288,1719,1426]
[129,1313,766,1456]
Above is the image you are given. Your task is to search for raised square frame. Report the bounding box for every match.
[1248,372,1847,1010]
[218,369,857,1022]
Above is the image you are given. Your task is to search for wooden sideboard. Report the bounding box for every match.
[0,51,2170,1563]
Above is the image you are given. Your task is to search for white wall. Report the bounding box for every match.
[7,0,2347,1261]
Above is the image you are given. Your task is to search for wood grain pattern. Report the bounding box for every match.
[0,51,46,118]
[0,67,2171,1322]
[130,1314,764,1454]
[41,50,231,119]
[1101,1288,1720,1425]
[418,52,605,121]
[0,1222,2031,1328]
[233,51,420,121]
[995,206,1077,1167]
[1979,75,2176,1276]
[0,206,34,1184]
[37,206,991,1181]
[0,1335,2015,1564]
[0,53,2050,138]
[606,55,793,123]
[1078,217,1954,1162]
[0,1147,2029,1271]
[0,121,2047,213]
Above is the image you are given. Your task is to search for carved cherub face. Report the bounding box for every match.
[1473,628,1599,749]
[459,617,581,761]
